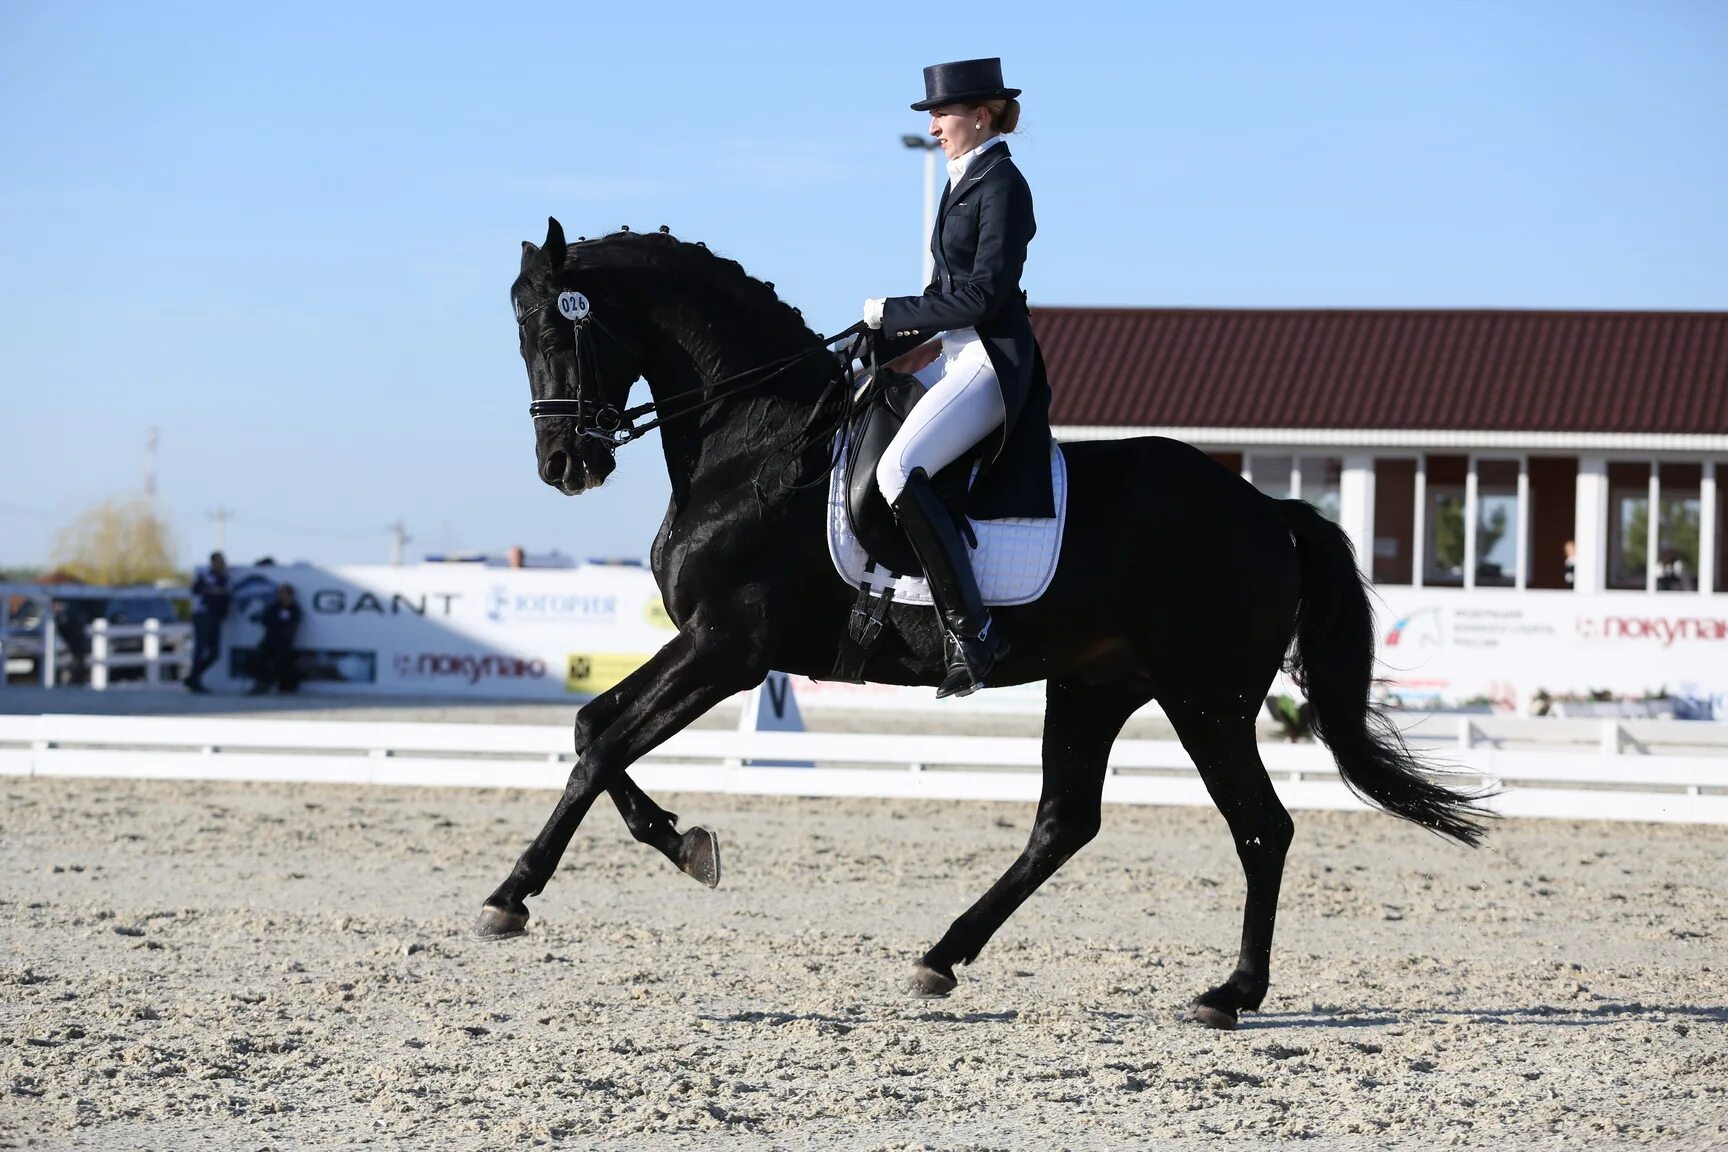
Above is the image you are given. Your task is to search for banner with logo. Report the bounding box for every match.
[217,563,674,700]
[1373,587,1728,716]
[213,565,1728,717]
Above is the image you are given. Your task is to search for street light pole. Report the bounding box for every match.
[901,135,941,287]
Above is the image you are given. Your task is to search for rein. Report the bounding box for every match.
[528,294,868,448]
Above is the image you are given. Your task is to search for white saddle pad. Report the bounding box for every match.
[826,442,1068,607]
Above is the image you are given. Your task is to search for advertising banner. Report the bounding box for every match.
[1373,587,1728,716]
[215,563,672,701]
[211,564,1728,718]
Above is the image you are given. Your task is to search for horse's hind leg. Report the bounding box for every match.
[909,678,1150,997]
[608,777,721,888]
[1165,705,1295,1029]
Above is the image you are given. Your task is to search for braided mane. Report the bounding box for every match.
[558,229,821,350]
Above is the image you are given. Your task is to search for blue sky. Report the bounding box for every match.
[3,1,1724,570]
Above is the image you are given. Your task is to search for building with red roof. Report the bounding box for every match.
[1037,307,1728,598]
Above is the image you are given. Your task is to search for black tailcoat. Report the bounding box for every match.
[879,142,1055,520]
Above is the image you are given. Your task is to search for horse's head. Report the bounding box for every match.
[510,217,647,495]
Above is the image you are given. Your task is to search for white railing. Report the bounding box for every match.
[2,582,192,690]
[1396,712,1728,758]
[1,714,1724,824]
[86,619,193,689]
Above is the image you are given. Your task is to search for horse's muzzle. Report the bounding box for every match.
[538,439,614,495]
[540,447,579,492]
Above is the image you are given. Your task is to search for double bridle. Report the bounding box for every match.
[525,288,867,448]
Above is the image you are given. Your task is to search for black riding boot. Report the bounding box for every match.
[892,469,1008,699]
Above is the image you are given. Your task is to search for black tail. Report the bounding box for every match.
[1280,500,1493,847]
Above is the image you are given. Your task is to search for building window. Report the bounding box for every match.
[1423,455,1468,586]
[1527,457,1577,590]
[1472,459,1520,587]
[1301,456,1343,523]
[1657,463,1702,592]
[1606,461,1652,590]
[1247,454,1293,500]
[1372,458,1416,585]
[1718,464,1727,595]
[1243,454,1342,522]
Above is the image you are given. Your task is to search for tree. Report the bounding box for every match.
[52,498,179,586]
[1622,496,1703,586]
[1432,494,1465,576]
[1431,493,1507,580]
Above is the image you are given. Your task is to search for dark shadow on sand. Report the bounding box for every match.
[1238,1001,1728,1030]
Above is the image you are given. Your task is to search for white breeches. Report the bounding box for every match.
[875,339,1005,506]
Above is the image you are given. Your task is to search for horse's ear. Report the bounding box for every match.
[520,240,539,273]
[544,217,568,270]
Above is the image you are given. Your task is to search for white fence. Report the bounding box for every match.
[1,583,191,689]
[2,713,1724,824]
[85,619,193,689]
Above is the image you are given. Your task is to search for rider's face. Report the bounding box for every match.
[927,105,988,161]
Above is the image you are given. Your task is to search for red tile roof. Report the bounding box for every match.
[1033,307,1728,433]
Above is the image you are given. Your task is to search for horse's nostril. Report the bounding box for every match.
[543,450,568,483]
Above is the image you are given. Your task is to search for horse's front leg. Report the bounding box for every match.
[608,777,722,888]
[574,682,723,887]
[474,626,764,939]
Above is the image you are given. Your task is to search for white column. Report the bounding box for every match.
[89,619,107,691]
[40,612,57,688]
[144,619,162,687]
[1514,456,1530,589]
[1702,461,1718,595]
[1574,457,1607,593]
[1463,456,1480,590]
[1412,458,1428,588]
[921,148,937,287]
[1647,461,1660,594]
[1340,454,1377,577]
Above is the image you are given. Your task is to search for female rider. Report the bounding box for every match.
[864,57,1054,699]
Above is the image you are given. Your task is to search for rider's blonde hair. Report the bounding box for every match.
[974,97,1021,134]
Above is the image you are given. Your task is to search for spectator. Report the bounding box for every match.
[50,599,90,686]
[1562,539,1576,589]
[1657,547,1695,592]
[248,583,303,695]
[185,551,231,693]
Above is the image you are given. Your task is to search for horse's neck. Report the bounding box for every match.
[640,314,828,499]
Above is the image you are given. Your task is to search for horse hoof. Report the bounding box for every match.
[1188,1002,1239,1030]
[472,904,529,941]
[678,826,721,889]
[907,962,957,999]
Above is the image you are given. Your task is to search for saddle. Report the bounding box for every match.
[841,368,983,578]
[826,363,1067,681]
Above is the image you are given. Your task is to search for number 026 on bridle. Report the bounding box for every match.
[479,217,1490,1030]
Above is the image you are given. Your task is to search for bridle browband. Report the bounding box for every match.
[525,294,868,448]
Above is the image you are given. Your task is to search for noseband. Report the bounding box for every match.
[526,288,866,449]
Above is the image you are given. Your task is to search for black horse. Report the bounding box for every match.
[480,218,1488,1029]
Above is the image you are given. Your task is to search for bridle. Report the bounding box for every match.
[525,288,868,448]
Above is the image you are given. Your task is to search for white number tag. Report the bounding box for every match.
[557,291,591,321]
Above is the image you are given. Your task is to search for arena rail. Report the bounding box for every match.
[86,619,193,690]
[2,714,1725,824]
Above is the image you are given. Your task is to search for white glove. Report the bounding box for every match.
[863,298,886,329]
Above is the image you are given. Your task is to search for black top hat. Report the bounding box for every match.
[910,58,1021,112]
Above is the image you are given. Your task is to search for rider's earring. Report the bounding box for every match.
[974,122,982,130]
